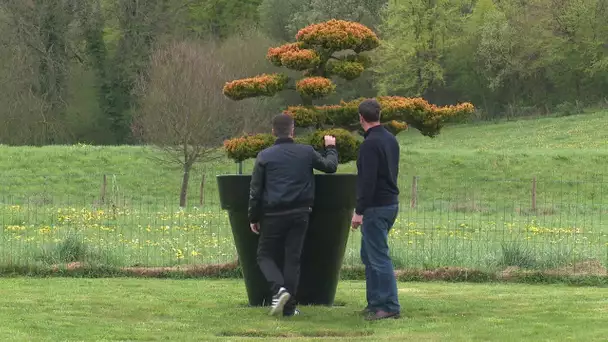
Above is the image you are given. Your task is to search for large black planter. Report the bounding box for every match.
[217,173,357,306]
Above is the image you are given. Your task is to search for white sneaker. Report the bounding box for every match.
[269,287,291,316]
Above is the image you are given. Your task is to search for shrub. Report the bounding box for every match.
[266,43,322,71]
[266,42,305,66]
[307,128,360,164]
[221,19,475,164]
[223,134,275,162]
[327,60,366,80]
[296,77,336,99]
[295,19,380,53]
[222,74,288,101]
[384,120,409,135]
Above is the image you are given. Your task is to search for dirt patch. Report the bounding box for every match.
[51,262,85,272]
[545,259,607,276]
[499,266,522,280]
[49,260,240,277]
[499,259,607,279]
[43,260,608,284]
[396,267,494,282]
[121,260,239,277]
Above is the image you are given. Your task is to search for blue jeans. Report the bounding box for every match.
[360,204,400,313]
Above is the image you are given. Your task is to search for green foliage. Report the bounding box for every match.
[187,0,263,38]
[307,128,361,164]
[499,242,537,268]
[377,0,608,113]
[37,231,118,265]
[327,59,366,80]
[376,0,463,98]
[2,0,608,146]
[259,0,386,41]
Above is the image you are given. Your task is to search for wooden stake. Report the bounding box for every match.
[532,176,537,211]
[199,174,205,207]
[410,176,418,209]
[100,174,107,204]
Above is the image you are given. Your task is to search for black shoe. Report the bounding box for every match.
[357,307,374,316]
[269,287,291,316]
[365,310,401,321]
[283,309,300,317]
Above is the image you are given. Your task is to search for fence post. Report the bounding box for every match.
[410,176,418,209]
[199,174,205,207]
[532,176,537,211]
[100,174,107,204]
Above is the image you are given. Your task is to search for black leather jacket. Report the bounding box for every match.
[248,138,338,223]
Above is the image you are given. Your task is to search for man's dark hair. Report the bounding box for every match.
[272,114,294,138]
[358,99,381,123]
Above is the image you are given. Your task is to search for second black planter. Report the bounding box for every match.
[217,173,357,306]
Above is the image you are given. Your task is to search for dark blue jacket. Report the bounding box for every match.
[355,125,400,215]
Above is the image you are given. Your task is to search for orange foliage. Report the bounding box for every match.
[296,77,336,99]
[266,42,320,70]
[223,134,275,162]
[221,19,475,163]
[283,96,475,137]
[295,19,380,52]
[222,73,288,101]
[266,42,304,66]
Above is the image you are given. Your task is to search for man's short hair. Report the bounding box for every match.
[358,99,381,123]
[272,114,294,138]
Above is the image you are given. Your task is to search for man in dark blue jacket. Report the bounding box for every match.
[351,99,401,321]
[249,114,338,317]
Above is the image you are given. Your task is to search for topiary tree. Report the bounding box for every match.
[222,19,474,165]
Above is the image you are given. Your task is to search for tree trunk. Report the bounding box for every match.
[179,166,191,207]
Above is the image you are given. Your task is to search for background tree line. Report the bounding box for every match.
[0,0,606,146]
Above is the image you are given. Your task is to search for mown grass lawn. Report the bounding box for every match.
[0,279,606,341]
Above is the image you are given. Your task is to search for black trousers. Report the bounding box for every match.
[257,211,310,314]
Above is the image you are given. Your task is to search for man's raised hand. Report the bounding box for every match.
[250,223,260,235]
[324,135,336,147]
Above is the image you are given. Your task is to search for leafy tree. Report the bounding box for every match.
[187,0,263,38]
[376,0,466,101]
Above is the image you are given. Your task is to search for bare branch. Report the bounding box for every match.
[134,35,280,166]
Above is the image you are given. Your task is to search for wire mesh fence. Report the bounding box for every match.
[0,171,607,275]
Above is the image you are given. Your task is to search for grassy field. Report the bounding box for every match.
[0,278,606,341]
[0,112,607,271]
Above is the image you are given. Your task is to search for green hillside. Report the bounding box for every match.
[0,111,606,208]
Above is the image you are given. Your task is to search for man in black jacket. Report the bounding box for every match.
[249,114,338,317]
[351,99,401,321]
